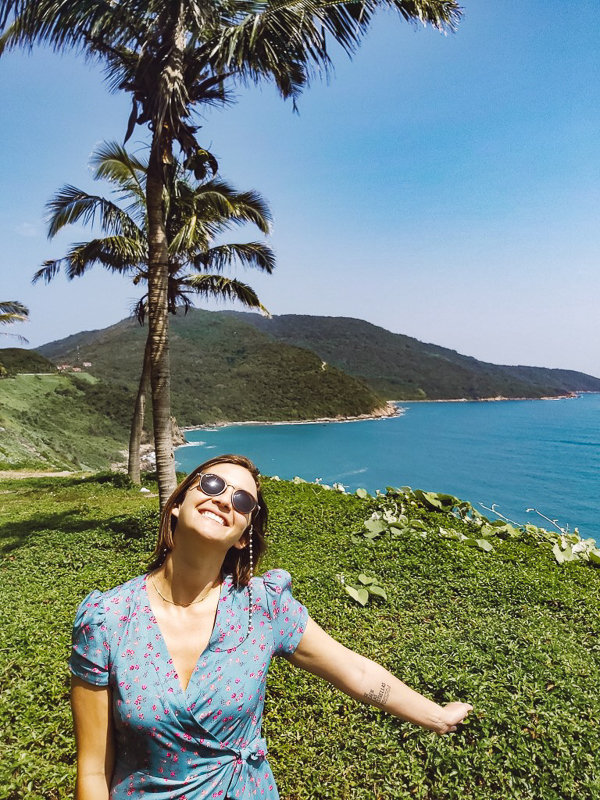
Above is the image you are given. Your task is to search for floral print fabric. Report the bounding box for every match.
[69,569,308,799]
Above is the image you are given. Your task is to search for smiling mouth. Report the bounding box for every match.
[197,509,227,526]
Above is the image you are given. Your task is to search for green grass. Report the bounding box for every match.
[1,474,599,799]
[0,374,133,470]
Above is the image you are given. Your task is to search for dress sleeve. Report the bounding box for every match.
[68,590,110,686]
[263,569,308,657]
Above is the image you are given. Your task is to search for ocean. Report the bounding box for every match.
[175,393,600,541]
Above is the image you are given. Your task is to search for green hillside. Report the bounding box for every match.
[0,373,133,470]
[37,310,386,426]
[224,313,600,400]
[0,347,56,376]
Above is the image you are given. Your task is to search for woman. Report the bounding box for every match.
[70,454,472,799]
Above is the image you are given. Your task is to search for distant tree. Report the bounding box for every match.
[1,0,461,506]
[36,142,274,483]
[0,301,29,344]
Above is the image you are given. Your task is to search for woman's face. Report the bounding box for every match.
[172,462,258,551]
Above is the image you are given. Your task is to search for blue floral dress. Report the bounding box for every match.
[69,569,308,800]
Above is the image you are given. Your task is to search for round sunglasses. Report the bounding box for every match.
[191,472,259,515]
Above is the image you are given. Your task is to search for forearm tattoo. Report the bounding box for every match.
[364,682,391,707]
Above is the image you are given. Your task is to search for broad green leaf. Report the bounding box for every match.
[439,527,460,540]
[476,539,494,552]
[414,489,443,509]
[364,531,382,540]
[358,574,376,585]
[561,543,575,562]
[408,520,427,531]
[356,587,369,605]
[345,585,369,606]
[364,519,387,535]
[355,488,369,499]
[494,523,518,538]
[589,549,600,566]
[552,543,565,564]
[525,524,540,535]
[436,493,460,507]
[463,537,479,547]
[350,535,363,545]
[367,585,388,600]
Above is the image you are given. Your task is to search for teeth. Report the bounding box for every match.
[199,510,225,526]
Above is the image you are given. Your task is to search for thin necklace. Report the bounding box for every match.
[150,575,218,607]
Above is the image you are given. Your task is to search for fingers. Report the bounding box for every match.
[437,702,473,734]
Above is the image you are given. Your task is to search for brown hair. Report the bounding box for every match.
[147,453,268,586]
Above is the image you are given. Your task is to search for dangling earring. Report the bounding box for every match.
[247,525,254,632]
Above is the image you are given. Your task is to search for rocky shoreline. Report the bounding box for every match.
[181,401,402,433]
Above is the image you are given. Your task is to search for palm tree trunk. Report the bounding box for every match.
[146,137,177,507]
[127,331,152,485]
[144,4,187,507]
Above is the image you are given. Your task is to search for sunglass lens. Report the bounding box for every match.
[232,490,257,515]
[200,473,226,495]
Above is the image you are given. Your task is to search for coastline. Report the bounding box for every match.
[401,393,580,403]
[181,401,402,433]
[180,394,582,434]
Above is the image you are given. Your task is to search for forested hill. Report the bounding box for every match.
[223,312,600,400]
[0,348,56,376]
[36,310,385,425]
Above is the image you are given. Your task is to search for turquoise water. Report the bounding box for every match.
[176,394,600,540]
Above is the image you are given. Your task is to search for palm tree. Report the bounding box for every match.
[1,0,462,505]
[0,301,29,343]
[35,141,274,483]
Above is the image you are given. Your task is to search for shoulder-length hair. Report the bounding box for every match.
[147,453,267,586]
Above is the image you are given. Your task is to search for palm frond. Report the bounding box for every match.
[90,141,148,204]
[46,185,142,239]
[193,242,276,274]
[0,300,29,342]
[62,237,146,278]
[180,273,269,314]
[32,259,65,284]
[0,300,29,319]
[190,180,272,234]
[130,295,148,325]
[0,0,146,53]
[168,214,209,257]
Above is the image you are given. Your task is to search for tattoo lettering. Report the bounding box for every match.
[364,682,391,707]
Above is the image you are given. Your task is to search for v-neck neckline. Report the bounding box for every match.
[143,573,229,696]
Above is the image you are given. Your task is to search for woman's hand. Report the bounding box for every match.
[289,617,473,734]
[432,702,473,734]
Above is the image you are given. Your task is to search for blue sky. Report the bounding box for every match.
[1,0,599,377]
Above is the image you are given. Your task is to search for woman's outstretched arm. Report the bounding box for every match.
[71,676,115,800]
[288,617,472,734]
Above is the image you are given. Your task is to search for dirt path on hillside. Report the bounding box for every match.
[0,470,89,480]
